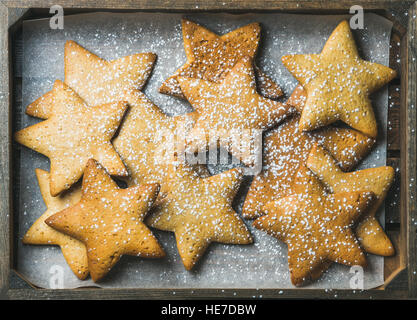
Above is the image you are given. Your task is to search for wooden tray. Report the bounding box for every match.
[0,0,416,299]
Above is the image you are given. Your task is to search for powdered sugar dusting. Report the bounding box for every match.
[17,12,392,289]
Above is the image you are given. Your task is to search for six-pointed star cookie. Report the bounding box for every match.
[146,162,253,271]
[307,144,394,256]
[113,89,208,187]
[178,56,291,167]
[160,19,282,100]
[45,159,165,282]
[282,20,396,138]
[26,40,156,119]
[15,80,128,196]
[22,169,88,280]
[242,113,375,219]
[254,189,373,286]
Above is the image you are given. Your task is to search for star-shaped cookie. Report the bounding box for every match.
[306,144,394,256]
[160,19,282,100]
[242,113,375,219]
[286,84,376,169]
[146,162,253,270]
[254,188,373,286]
[22,169,88,280]
[282,20,396,138]
[112,89,208,187]
[15,80,128,196]
[26,40,156,119]
[285,84,306,113]
[292,164,328,196]
[45,159,165,282]
[178,56,291,167]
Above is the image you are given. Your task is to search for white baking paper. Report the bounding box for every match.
[16,12,392,290]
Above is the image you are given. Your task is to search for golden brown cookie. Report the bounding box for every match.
[282,20,396,138]
[45,159,165,282]
[285,84,306,114]
[292,164,328,197]
[112,89,207,187]
[178,56,291,167]
[287,83,375,170]
[306,144,394,256]
[22,169,88,280]
[160,19,282,100]
[146,162,253,271]
[314,126,375,172]
[15,80,128,196]
[242,113,375,219]
[26,40,156,119]
[254,188,373,286]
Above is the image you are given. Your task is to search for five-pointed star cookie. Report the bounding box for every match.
[178,56,291,167]
[45,159,165,282]
[254,188,373,286]
[146,162,253,270]
[22,169,88,280]
[242,112,375,219]
[281,20,396,138]
[286,84,376,169]
[15,80,128,196]
[26,40,156,119]
[160,19,282,100]
[306,144,394,256]
[112,89,208,187]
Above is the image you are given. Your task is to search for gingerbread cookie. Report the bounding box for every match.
[160,19,282,100]
[26,40,156,119]
[254,188,373,286]
[285,84,306,113]
[282,20,396,138]
[22,169,88,280]
[242,113,375,219]
[306,144,394,256]
[292,164,328,196]
[15,80,128,196]
[178,56,291,167]
[146,162,253,271]
[112,89,208,188]
[287,84,375,170]
[45,159,165,282]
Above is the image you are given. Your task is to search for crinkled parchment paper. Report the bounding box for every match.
[16,12,392,289]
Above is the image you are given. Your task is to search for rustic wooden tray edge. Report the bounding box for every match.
[0,0,416,300]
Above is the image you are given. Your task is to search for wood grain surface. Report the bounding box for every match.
[0,0,414,11]
[0,2,11,300]
[405,1,417,298]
